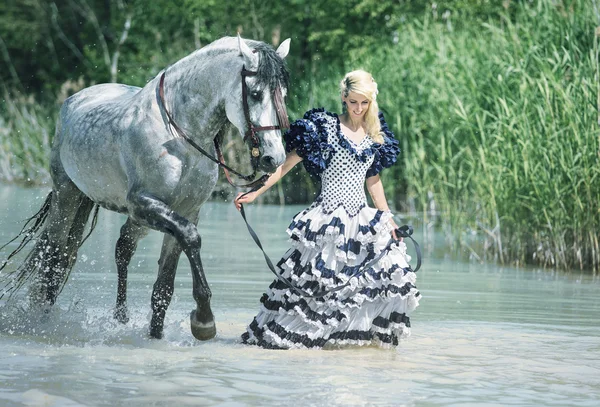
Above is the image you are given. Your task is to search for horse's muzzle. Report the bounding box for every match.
[259,155,281,173]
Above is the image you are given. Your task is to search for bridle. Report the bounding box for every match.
[241,66,290,161]
[157,63,289,189]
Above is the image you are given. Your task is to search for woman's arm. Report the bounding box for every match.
[234,150,303,210]
[366,174,400,240]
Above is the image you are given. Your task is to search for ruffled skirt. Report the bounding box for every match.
[241,203,421,349]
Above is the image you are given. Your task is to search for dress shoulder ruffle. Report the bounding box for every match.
[366,112,401,178]
[283,108,336,177]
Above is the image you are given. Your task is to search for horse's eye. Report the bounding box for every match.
[250,90,263,101]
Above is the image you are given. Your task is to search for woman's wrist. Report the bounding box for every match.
[387,215,398,228]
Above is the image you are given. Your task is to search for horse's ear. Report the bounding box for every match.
[276,38,291,59]
[238,34,258,68]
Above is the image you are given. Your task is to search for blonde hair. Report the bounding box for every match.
[339,70,384,144]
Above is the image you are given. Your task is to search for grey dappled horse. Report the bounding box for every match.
[0,36,290,341]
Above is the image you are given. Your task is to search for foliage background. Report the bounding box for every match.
[0,0,598,272]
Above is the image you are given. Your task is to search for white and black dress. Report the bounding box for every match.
[242,108,421,349]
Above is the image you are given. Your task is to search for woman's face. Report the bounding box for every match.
[343,91,370,120]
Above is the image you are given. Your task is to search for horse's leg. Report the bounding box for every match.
[29,180,95,308]
[129,193,215,340]
[114,218,148,323]
[149,234,183,339]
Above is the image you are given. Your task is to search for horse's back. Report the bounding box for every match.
[53,83,145,210]
[60,83,140,119]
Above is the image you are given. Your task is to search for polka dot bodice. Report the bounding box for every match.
[318,115,375,215]
[284,108,401,217]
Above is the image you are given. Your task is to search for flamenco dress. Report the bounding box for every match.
[242,108,421,349]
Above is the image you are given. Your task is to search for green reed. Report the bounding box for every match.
[1,0,597,272]
[340,1,599,271]
[0,93,52,185]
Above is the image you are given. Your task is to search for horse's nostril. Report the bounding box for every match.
[261,156,276,169]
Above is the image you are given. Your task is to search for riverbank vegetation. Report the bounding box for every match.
[1,0,598,272]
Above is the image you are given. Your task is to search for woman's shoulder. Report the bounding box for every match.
[284,108,337,176]
[376,111,397,144]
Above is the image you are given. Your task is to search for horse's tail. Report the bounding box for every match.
[0,192,53,299]
[0,191,100,302]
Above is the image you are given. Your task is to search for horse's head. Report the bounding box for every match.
[224,35,290,174]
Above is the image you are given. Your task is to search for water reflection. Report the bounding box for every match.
[0,185,599,407]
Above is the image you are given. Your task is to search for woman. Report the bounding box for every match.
[234,70,420,349]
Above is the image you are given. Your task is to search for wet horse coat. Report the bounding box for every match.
[0,36,290,340]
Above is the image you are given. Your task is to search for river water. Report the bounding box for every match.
[0,185,598,407]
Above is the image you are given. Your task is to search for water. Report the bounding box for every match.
[0,185,599,407]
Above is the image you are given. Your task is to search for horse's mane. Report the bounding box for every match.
[199,38,289,91]
[248,41,290,91]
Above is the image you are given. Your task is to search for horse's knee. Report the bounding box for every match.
[183,225,201,250]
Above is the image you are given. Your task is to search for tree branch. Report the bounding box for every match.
[110,13,132,83]
[50,2,94,70]
[69,0,111,68]
[0,35,24,91]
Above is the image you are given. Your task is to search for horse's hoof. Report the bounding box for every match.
[190,310,216,341]
[149,324,163,339]
[40,312,51,324]
[113,306,129,324]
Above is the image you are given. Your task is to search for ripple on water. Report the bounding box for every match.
[1,187,600,406]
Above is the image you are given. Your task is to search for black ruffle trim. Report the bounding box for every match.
[260,294,347,325]
[373,312,411,328]
[268,279,337,304]
[366,112,401,178]
[337,239,368,257]
[365,264,413,281]
[266,281,417,321]
[243,319,405,349]
[278,249,345,284]
[242,319,288,349]
[288,216,346,243]
[357,210,385,234]
[283,108,336,177]
[279,246,412,285]
[359,282,417,298]
[288,215,380,259]
[269,266,417,301]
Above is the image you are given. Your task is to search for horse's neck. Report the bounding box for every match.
[146,53,235,146]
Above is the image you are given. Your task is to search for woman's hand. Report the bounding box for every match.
[389,218,403,241]
[366,176,402,241]
[232,151,303,212]
[234,191,257,211]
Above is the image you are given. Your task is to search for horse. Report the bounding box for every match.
[0,35,291,341]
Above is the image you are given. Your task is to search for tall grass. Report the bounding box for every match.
[0,92,52,184]
[346,1,599,271]
[1,0,597,271]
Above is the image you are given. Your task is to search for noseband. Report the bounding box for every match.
[157,63,288,189]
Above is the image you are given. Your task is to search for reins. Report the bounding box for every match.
[157,64,287,189]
